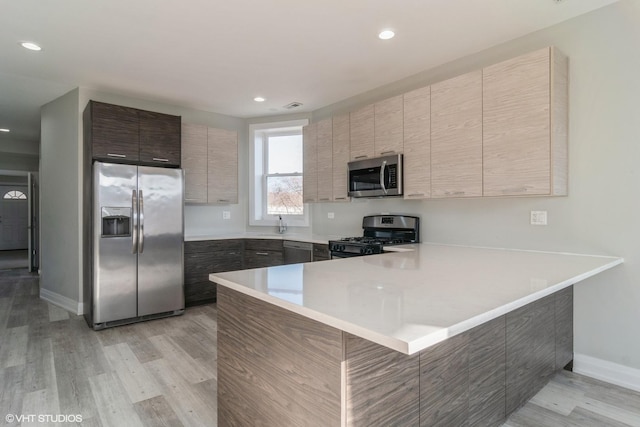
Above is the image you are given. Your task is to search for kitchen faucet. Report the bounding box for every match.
[278,215,287,234]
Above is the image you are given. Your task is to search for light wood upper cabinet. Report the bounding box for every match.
[349,105,375,160]
[208,127,238,204]
[403,86,431,199]
[332,113,350,202]
[303,123,318,203]
[374,95,404,156]
[316,118,333,202]
[483,47,568,197]
[181,123,208,203]
[431,70,483,198]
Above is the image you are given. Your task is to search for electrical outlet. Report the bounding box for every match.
[223,211,231,220]
[530,210,547,226]
[327,212,335,219]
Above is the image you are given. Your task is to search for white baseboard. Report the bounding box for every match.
[574,353,640,392]
[40,288,82,315]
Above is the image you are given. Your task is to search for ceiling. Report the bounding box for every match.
[0,0,619,144]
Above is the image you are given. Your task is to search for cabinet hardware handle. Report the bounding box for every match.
[185,198,202,201]
[408,193,425,197]
[255,252,269,256]
[444,191,465,196]
[217,199,230,202]
[380,151,396,155]
[304,198,316,202]
[334,197,347,200]
[503,187,527,193]
[354,155,368,159]
[107,153,126,158]
[319,198,330,201]
[153,157,169,162]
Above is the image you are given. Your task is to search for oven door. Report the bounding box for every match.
[330,252,364,260]
[348,154,402,197]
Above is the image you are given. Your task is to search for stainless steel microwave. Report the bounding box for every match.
[348,154,403,198]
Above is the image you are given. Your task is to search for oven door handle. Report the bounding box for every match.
[380,160,388,194]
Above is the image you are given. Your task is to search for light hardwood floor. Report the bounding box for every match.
[1,269,639,427]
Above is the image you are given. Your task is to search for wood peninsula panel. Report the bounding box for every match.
[505,294,556,414]
[345,334,420,426]
[217,286,343,427]
[350,104,375,160]
[469,316,506,427]
[431,70,483,198]
[403,86,431,199]
[316,118,333,202]
[555,286,573,369]
[303,123,318,203]
[374,95,404,156]
[332,113,350,201]
[207,127,238,204]
[181,123,208,203]
[420,332,470,426]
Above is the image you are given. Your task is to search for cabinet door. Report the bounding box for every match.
[90,101,140,162]
[316,118,333,202]
[403,86,431,199]
[181,123,208,203]
[349,105,375,160]
[208,127,238,204]
[483,48,551,196]
[244,250,284,269]
[432,71,482,198]
[374,95,403,156]
[303,123,318,203]
[332,113,350,202]
[139,110,181,167]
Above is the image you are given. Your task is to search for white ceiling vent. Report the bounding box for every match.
[283,102,303,110]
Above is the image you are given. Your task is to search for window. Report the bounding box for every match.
[3,190,27,200]
[249,119,309,227]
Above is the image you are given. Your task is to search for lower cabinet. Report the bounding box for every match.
[184,240,243,307]
[244,239,284,269]
[185,239,329,306]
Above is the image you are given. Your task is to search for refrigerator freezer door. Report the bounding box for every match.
[93,162,138,323]
[137,166,184,316]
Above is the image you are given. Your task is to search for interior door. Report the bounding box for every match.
[0,185,29,250]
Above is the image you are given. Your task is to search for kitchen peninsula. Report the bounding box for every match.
[211,244,622,426]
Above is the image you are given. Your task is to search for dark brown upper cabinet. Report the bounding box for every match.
[85,100,181,167]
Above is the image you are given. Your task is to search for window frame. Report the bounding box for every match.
[262,130,304,218]
[249,119,309,227]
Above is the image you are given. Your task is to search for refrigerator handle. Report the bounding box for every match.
[139,190,145,253]
[132,190,138,254]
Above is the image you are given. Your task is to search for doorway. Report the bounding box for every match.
[0,172,37,271]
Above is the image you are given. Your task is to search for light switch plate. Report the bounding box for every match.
[530,210,547,225]
[328,212,335,219]
[223,211,231,220]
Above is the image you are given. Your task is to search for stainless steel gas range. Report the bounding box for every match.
[328,214,420,259]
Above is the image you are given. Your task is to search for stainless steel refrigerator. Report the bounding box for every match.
[86,161,184,329]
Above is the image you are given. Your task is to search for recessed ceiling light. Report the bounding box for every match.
[0,128,10,133]
[20,42,42,51]
[254,97,266,102]
[378,30,395,40]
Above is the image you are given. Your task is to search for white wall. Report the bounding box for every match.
[309,1,640,371]
[40,88,82,304]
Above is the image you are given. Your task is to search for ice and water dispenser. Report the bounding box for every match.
[101,207,131,237]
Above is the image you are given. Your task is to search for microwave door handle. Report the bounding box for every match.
[380,161,388,194]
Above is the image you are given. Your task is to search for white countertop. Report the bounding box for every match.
[184,232,338,245]
[210,243,622,355]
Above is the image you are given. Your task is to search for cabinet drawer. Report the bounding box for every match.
[244,250,284,269]
[185,239,244,254]
[244,239,283,252]
[184,251,243,284]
